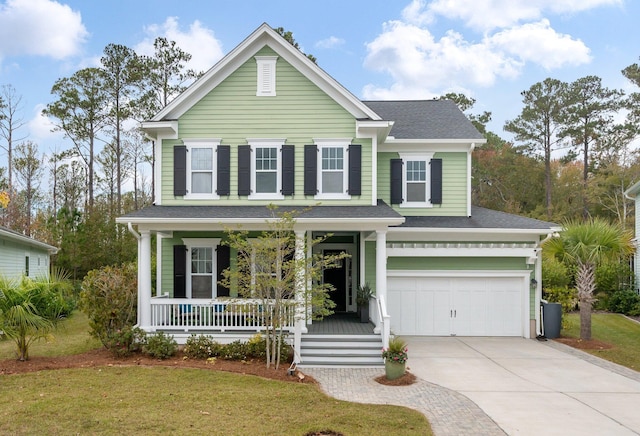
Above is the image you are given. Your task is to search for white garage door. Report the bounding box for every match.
[387,274,525,337]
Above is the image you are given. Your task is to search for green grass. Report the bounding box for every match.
[0,311,102,360]
[0,365,431,436]
[0,312,432,435]
[562,313,640,371]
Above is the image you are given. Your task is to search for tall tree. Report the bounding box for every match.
[0,85,27,192]
[100,44,144,214]
[543,218,633,340]
[437,92,492,134]
[274,27,317,64]
[504,78,568,219]
[559,76,623,218]
[622,58,640,126]
[44,68,109,209]
[12,141,43,236]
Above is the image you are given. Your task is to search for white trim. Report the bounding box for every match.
[247,139,285,200]
[184,138,221,200]
[379,140,476,153]
[182,238,222,298]
[386,242,538,258]
[467,146,473,216]
[314,139,350,200]
[255,56,278,96]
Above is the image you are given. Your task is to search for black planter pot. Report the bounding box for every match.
[358,304,369,323]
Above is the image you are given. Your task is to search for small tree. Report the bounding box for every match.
[221,206,347,369]
[79,263,138,348]
[0,274,71,361]
[543,218,634,340]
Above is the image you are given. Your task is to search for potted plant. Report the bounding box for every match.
[382,336,408,380]
[356,283,374,323]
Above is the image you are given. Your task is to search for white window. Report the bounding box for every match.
[183,238,221,298]
[248,139,284,200]
[400,153,433,207]
[316,139,350,199]
[185,139,220,199]
[255,56,278,96]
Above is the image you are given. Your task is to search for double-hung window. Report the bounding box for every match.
[248,139,284,199]
[316,140,349,199]
[183,238,221,298]
[185,139,220,199]
[400,153,433,207]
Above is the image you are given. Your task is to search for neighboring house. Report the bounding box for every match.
[624,182,640,291]
[0,226,58,280]
[117,24,559,365]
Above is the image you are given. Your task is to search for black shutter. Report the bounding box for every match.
[173,244,186,298]
[348,144,361,195]
[238,145,251,196]
[390,158,403,205]
[281,144,295,195]
[304,145,317,195]
[174,145,187,196]
[430,158,443,204]
[217,145,230,196]
[216,245,230,297]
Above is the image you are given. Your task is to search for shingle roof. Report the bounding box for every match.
[398,206,559,230]
[363,100,484,140]
[119,200,403,221]
[0,226,58,252]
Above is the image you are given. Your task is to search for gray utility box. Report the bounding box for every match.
[542,302,562,339]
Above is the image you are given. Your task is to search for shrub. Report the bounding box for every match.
[608,290,640,316]
[105,326,146,358]
[596,261,633,296]
[79,263,138,349]
[144,331,178,359]
[223,340,249,360]
[184,335,223,359]
[543,286,577,314]
[542,256,570,288]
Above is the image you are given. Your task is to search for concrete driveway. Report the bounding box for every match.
[406,337,640,435]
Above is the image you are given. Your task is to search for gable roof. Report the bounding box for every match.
[363,100,485,140]
[146,23,380,128]
[0,226,58,253]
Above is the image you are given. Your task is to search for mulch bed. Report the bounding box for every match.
[374,370,417,386]
[0,348,316,383]
[554,337,614,350]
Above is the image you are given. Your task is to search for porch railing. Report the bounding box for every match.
[377,294,391,349]
[149,297,297,332]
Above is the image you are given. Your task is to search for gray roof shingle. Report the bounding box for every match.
[363,100,484,140]
[398,206,559,230]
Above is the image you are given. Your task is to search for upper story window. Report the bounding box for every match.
[186,140,220,199]
[317,140,349,199]
[390,153,442,207]
[255,56,278,96]
[248,139,284,200]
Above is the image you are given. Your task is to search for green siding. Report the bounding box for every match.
[378,151,468,216]
[364,241,376,290]
[161,46,372,206]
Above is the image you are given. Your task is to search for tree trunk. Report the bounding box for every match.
[579,300,592,340]
[576,261,595,340]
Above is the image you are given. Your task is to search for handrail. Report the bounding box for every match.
[377,294,391,349]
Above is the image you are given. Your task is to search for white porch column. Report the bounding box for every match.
[294,230,307,363]
[534,250,543,338]
[375,230,387,335]
[139,230,152,329]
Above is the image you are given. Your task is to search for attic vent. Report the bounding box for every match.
[255,56,278,96]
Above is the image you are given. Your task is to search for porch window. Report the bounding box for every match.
[182,238,222,298]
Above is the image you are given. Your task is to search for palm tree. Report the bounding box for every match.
[543,218,634,340]
[0,274,70,361]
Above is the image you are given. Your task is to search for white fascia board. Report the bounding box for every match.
[387,226,561,239]
[151,23,380,123]
[379,140,477,153]
[624,179,640,198]
[0,229,58,254]
[140,121,179,141]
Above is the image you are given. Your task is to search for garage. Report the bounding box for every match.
[387,272,527,337]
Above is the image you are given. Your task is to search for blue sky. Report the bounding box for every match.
[0,0,638,166]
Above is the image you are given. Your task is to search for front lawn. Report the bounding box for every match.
[0,366,431,435]
[561,313,640,371]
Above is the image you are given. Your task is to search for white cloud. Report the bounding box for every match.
[28,104,64,145]
[363,1,598,99]
[410,0,622,32]
[0,0,87,60]
[315,36,345,49]
[135,17,224,75]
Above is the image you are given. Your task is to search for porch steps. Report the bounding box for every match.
[298,334,384,368]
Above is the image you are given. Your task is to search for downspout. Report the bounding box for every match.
[127,223,142,328]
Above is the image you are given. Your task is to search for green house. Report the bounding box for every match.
[118,24,559,366]
[0,226,57,280]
